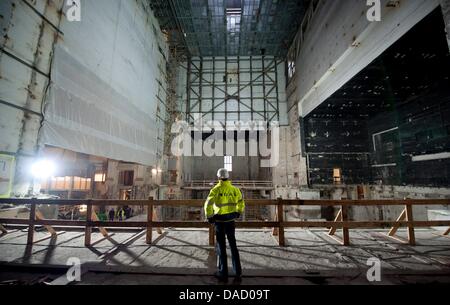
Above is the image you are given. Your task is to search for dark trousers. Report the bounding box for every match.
[215,221,242,278]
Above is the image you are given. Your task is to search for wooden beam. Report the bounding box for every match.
[272,204,279,237]
[91,212,108,237]
[153,205,163,235]
[33,231,66,244]
[27,201,36,245]
[341,205,350,246]
[277,198,285,247]
[84,201,92,246]
[0,223,7,234]
[1,198,450,207]
[326,233,345,246]
[328,208,342,236]
[386,234,409,245]
[444,228,450,236]
[2,218,450,229]
[405,204,416,246]
[209,226,215,247]
[283,221,450,228]
[388,208,406,237]
[146,198,153,245]
[35,210,57,236]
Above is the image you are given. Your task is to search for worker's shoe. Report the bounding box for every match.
[214,272,228,283]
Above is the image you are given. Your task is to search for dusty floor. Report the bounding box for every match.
[0,228,450,285]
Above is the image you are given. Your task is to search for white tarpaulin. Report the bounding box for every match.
[43,46,158,165]
[42,0,167,166]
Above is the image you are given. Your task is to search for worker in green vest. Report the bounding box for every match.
[117,208,125,221]
[204,168,245,283]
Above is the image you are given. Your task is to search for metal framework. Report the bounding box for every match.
[183,56,283,125]
[150,0,310,58]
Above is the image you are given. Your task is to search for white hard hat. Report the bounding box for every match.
[217,168,230,180]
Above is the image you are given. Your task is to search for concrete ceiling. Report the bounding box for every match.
[150,0,310,57]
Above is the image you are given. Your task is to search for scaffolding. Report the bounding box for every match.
[184,56,284,125]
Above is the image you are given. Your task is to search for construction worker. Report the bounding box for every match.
[108,208,115,221]
[204,168,245,283]
[117,208,125,222]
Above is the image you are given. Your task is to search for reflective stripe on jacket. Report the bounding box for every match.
[204,180,245,219]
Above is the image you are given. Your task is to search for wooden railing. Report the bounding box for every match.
[0,198,449,247]
[183,180,274,189]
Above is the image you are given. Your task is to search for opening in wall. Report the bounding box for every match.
[224,156,233,172]
[119,171,134,186]
[333,168,342,185]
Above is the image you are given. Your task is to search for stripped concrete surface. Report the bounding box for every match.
[0,228,450,285]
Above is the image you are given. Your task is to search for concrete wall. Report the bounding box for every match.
[442,0,450,49]
[105,160,160,200]
[272,126,308,187]
[276,51,309,188]
[183,155,267,181]
[295,0,440,117]
[0,0,65,195]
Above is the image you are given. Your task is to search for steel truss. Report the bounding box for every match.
[183,56,283,126]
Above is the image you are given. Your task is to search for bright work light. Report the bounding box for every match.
[31,159,56,180]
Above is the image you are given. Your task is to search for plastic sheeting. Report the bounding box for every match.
[42,0,167,166]
[43,46,158,166]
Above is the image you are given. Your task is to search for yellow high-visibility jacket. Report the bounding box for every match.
[204,180,245,220]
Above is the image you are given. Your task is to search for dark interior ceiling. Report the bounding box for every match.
[308,8,450,120]
[150,0,310,58]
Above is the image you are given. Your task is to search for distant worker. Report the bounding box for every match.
[204,168,245,283]
[124,206,131,219]
[117,208,125,222]
[108,208,115,221]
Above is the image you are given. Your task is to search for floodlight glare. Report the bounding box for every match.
[31,159,56,180]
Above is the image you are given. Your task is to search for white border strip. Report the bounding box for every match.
[412,152,450,162]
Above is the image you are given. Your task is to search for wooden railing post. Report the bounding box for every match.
[146,197,154,245]
[0,224,7,234]
[388,208,407,237]
[341,205,350,246]
[209,226,215,246]
[84,200,92,246]
[277,198,285,247]
[444,228,450,236]
[405,203,416,246]
[91,211,108,237]
[328,208,342,236]
[35,210,57,236]
[27,199,37,245]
